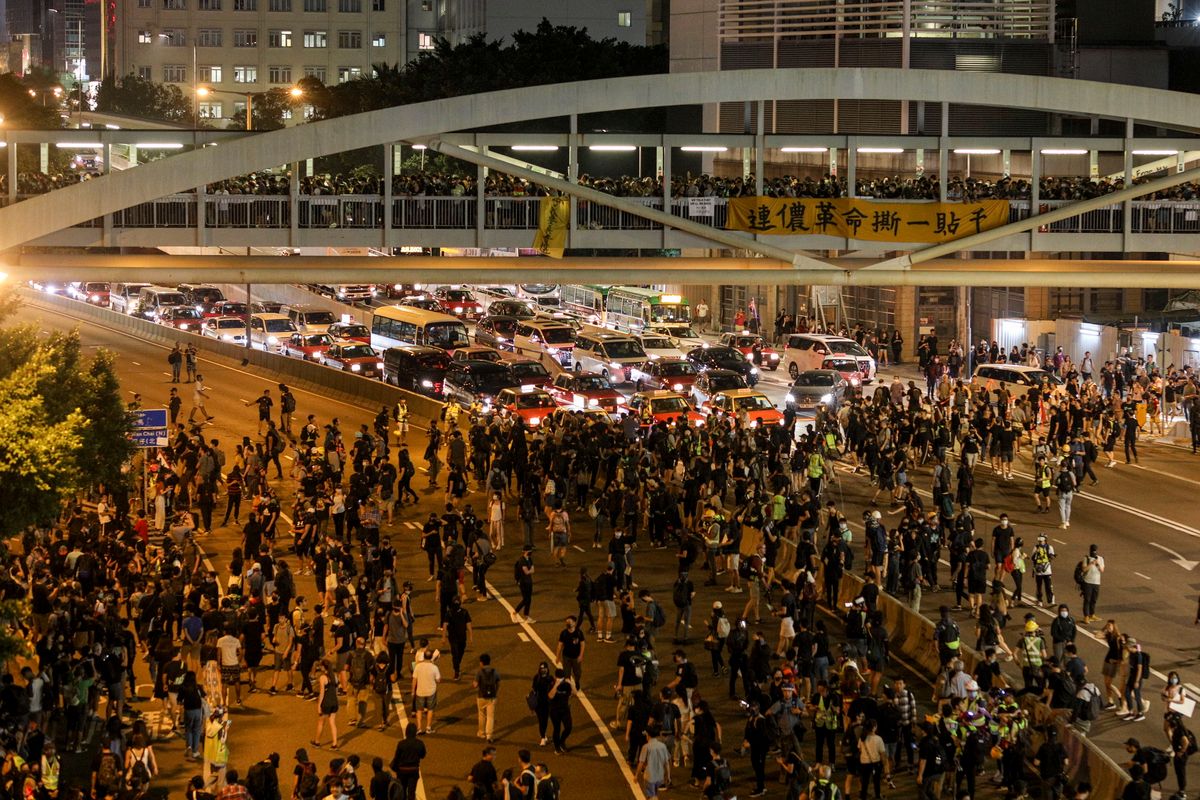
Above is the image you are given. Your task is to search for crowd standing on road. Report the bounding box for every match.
[2,319,1199,800]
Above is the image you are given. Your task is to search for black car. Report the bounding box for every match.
[443,360,520,406]
[487,298,538,319]
[383,345,451,398]
[474,315,520,352]
[685,345,759,386]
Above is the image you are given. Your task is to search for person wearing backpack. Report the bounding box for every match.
[1071,681,1104,734]
[246,753,281,800]
[124,733,158,790]
[641,589,667,646]
[93,739,124,797]
[915,722,945,800]
[703,742,733,800]
[1055,462,1077,529]
[1050,604,1078,664]
[346,638,374,728]
[1033,726,1069,800]
[1031,534,1056,607]
[1079,544,1105,623]
[1167,711,1197,800]
[168,343,183,382]
[933,606,961,667]
[473,653,501,743]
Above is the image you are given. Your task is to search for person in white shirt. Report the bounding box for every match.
[216,629,243,706]
[411,649,442,734]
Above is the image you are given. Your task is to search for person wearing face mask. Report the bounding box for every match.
[1162,672,1186,735]
[1049,605,1077,665]
[1123,638,1151,722]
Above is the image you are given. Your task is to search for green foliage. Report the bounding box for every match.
[0,73,63,129]
[95,74,191,123]
[249,87,304,131]
[0,350,87,535]
[0,601,29,663]
[304,20,667,120]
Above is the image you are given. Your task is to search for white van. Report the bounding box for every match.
[512,319,576,367]
[782,333,876,383]
[573,330,647,384]
[282,305,337,335]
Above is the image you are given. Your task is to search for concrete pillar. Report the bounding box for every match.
[1025,288,1051,320]
[382,144,393,249]
[894,285,918,363]
[568,114,578,240]
[476,146,487,244]
[289,162,299,246]
[39,143,49,173]
[847,137,857,198]
[7,135,16,203]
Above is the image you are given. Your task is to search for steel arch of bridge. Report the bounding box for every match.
[6,67,1200,255]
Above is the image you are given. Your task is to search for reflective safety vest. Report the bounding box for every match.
[1037,465,1051,489]
[813,695,839,730]
[807,453,824,479]
[1022,634,1044,667]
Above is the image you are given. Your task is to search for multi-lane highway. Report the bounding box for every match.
[20,294,1200,798]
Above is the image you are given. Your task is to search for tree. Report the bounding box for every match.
[0,350,86,535]
[0,73,62,129]
[95,74,190,123]
[248,87,305,131]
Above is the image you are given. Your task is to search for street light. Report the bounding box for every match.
[196,85,303,130]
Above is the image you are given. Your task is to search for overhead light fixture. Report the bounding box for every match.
[105,124,120,130]
[511,145,559,151]
[410,144,427,150]
[953,148,1001,155]
[1040,149,1088,155]
[857,147,904,154]
[680,146,728,152]
[55,142,101,149]
[780,147,828,153]
[588,144,636,152]
[1132,149,1179,156]
[138,143,184,149]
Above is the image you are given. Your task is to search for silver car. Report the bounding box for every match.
[786,369,848,414]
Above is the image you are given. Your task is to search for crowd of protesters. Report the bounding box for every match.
[2,301,1198,800]
[12,168,1200,205]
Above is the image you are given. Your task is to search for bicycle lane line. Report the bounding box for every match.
[484,580,646,800]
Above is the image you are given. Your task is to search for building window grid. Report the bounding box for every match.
[164,0,186,9]
[197,28,223,45]
[163,64,187,82]
[233,29,258,46]
[268,65,292,83]
[268,29,293,46]
[371,32,385,47]
[337,29,361,48]
[136,65,152,79]
[371,0,383,9]
[303,0,326,12]
[137,0,151,7]
[198,65,222,82]
[162,28,186,45]
[268,0,292,9]
[303,65,326,81]
[337,0,361,11]
[417,31,433,50]
[337,66,361,82]
[198,101,224,119]
[303,30,327,47]
[198,0,221,9]
[233,0,256,10]
[137,29,152,43]
[617,10,630,27]
[233,65,258,82]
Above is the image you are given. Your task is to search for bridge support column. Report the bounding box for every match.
[382,144,393,249]
[102,143,112,246]
[196,177,206,247]
[7,133,16,205]
[847,136,857,198]
[568,114,578,244]
[476,146,486,245]
[289,163,299,247]
[895,286,917,363]
[1123,118,1134,249]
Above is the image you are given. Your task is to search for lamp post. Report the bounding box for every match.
[158,33,197,127]
[196,85,302,130]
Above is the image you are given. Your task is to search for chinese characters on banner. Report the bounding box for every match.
[532,196,570,258]
[725,197,1010,243]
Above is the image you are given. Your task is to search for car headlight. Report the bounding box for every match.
[850,377,861,386]
[649,353,660,360]
[769,353,779,360]
[351,364,361,372]
[180,324,189,330]
[750,419,760,427]
[611,362,623,370]
[336,291,346,297]
[547,347,559,355]
[750,367,759,375]
[820,393,833,403]
[377,361,385,368]
[267,336,278,345]
[615,396,626,404]
[454,307,462,313]
[496,337,507,343]
[744,352,753,361]
[420,379,433,388]
[589,398,599,407]
[221,334,234,341]
[529,416,540,426]
[89,294,99,302]
[785,393,795,403]
[673,383,683,392]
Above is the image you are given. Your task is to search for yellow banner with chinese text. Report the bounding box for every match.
[532,196,569,258]
[725,197,1010,243]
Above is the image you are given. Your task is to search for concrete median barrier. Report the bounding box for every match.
[21,288,442,421]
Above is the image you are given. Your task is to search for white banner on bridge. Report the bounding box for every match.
[688,197,716,217]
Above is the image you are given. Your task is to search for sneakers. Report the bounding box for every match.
[1131,714,1147,722]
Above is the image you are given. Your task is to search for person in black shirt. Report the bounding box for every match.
[467,746,499,800]
[554,617,585,688]
[972,648,1002,693]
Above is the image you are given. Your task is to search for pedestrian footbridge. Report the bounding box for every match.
[7,68,1200,275]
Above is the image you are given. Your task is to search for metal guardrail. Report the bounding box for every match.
[9,192,1200,237]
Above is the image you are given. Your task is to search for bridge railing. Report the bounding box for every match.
[17,192,1200,237]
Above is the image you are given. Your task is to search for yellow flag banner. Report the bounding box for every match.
[533,196,570,258]
[725,197,1010,243]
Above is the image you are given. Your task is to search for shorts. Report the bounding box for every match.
[601,600,618,618]
[1102,659,1121,679]
[337,651,352,671]
[182,641,201,663]
[414,693,437,711]
[1035,487,1049,497]
[727,554,741,571]
[553,532,568,547]
[1001,450,1014,463]
[274,649,293,670]
[221,665,241,684]
[352,686,371,706]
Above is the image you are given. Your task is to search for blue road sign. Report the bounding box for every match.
[129,408,169,448]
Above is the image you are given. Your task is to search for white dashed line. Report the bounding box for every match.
[517,632,530,642]
[1134,572,1152,580]
[573,545,586,553]
[131,361,141,366]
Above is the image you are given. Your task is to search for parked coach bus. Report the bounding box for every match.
[371,304,470,352]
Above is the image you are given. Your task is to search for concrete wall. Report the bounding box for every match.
[23,289,442,421]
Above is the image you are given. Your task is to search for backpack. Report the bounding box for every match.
[97,751,122,790]
[478,667,499,699]
[672,578,690,609]
[1078,684,1103,722]
[1185,728,1199,757]
[281,392,296,413]
[713,759,733,792]
[536,776,560,800]
[810,779,839,800]
[482,551,498,567]
[127,749,152,786]
[937,619,960,646]
[297,766,319,800]
[1056,471,1075,493]
[1059,671,1077,698]
[649,601,666,629]
[245,761,273,800]
[1073,560,1086,589]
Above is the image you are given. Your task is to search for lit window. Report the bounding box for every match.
[337,29,361,48]
[269,29,293,46]
[197,28,223,46]
[163,64,187,82]
[337,66,361,82]
[371,32,385,47]
[198,65,222,82]
[137,29,152,44]
[303,30,327,47]
[617,10,631,26]
[418,32,434,50]
[233,65,258,82]
[233,29,258,47]
[268,65,292,83]
[198,101,223,119]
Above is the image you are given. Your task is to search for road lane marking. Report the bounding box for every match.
[1052,538,1068,545]
[390,685,427,800]
[131,361,141,366]
[1148,542,1199,571]
[1135,572,1152,580]
[595,744,607,756]
[517,632,530,642]
[1127,462,1200,488]
[485,579,646,800]
[573,545,585,553]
